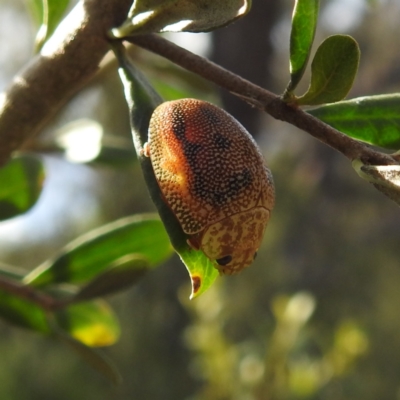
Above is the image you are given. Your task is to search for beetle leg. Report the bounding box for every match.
[187,236,201,250]
[141,142,150,157]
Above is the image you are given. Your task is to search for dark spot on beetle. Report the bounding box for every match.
[171,106,203,160]
[193,168,253,207]
[183,141,202,159]
[171,108,187,139]
[216,255,233,266]
[200,105,222,125]
[192,275,201,294]
[253,252,258,260]
[214,133,232,150]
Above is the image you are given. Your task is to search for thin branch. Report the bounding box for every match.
[0,275,57,311]
[128,34,397,166]
[0,0,133,166]
[0,273,90,312]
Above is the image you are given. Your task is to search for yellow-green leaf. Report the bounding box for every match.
[56,300,120,347]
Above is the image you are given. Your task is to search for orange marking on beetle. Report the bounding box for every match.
[148,99,275,274]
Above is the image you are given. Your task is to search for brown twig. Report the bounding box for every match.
[0,275,57,311]
[128,34,397,166]
[0,273,86,313]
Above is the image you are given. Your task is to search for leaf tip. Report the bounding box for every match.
[189,274,202,299]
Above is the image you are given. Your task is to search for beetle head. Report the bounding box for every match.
[192,207,270,274]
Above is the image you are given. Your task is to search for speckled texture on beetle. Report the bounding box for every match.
[145,98,275,274]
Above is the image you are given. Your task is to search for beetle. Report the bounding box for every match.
[144,99,275,274]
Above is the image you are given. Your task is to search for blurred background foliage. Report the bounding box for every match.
[1,0,400,399]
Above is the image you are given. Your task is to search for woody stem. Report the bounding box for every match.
[127,34,396,166]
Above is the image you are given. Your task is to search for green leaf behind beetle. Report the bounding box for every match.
[113,42,219,298]
[296,35,360,106]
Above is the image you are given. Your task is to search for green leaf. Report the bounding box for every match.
[0,155,44,222]
[73,255,148,301]
[308,94,400,149]
[0,265,49,332]
[55,300,120,347]
[110,0,251,37]
[113,42,219,298]
[179,248,219,299]
[23,214,173,287]
[54,328,122,385]
[286,0,319,93]
[28,0,70,51]
[0,280,50,333]
[296,35,360,106]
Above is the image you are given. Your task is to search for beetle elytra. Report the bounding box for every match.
[146,99,275,274]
